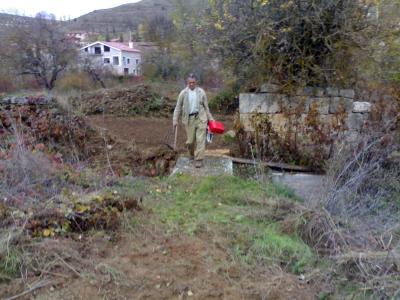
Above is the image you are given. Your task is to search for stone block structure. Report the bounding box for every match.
[239,85,372,165]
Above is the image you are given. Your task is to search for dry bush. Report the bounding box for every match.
[324,124,400,234]
[234,107,338,170]
[55,72,93,92]
[0,126,58,205]
[312,104,400,297]
[282,209,349,256]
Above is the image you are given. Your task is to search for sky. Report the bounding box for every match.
[0,0,141,19]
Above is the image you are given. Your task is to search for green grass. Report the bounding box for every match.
[149,175,315,273]
[251,225,314,273]
[0,248,23,278]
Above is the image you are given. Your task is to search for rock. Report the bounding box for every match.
[240,113,288,133]
[352,102,372,113]
[296,86,324,97]
[260,83,280,93]
[339,89,355,99]
[224,130,236,139]
[269,114,289,133]
[239,93,283,114]
[325,87,339,97]
[282,96,307,112]
[346,113,367,131]
[387,151,400,163]
[306,97,330,115]
[344,130,360,143]
[1,95,53,106]
[329,97,353,113]
[171,156,233,177]
[11,96,29,105]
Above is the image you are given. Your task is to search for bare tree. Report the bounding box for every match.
[80,56,107,89]
[6,13,77,90]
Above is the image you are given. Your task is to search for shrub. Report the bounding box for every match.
[55,72,92,92]
[209,89,239,114]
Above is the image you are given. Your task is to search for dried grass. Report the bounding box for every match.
[0,123,58,204]
[308,111,400,298]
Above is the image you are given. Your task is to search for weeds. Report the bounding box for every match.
[251,225,314,274]
[0,248,23,278]
[150,175,315,274]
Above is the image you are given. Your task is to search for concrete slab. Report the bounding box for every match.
[271,172,326,202]
[171,156,233,177]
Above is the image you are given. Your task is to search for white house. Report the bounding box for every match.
[81,41,142,76]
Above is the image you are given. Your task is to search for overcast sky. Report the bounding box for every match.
[0,0,141,19]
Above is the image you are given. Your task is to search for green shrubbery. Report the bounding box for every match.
[209,88,239,114]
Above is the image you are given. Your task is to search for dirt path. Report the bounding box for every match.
[86,115,236,152]
[31,218,318,300]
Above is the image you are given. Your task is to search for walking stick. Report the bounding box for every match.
[173,125,178,151]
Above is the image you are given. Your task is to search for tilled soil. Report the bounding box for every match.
[86,115,236,152]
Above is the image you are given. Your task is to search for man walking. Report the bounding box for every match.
[173,74,214,168]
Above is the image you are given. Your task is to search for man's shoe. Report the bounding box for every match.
[195,160,203,168]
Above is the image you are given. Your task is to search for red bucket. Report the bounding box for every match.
[208,120,225,134]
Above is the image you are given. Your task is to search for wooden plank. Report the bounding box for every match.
[226,156,312,172]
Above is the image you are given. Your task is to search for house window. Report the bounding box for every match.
[113,56,119,65]
[84,47,88,52]
[122,57,126,65]
[94,46,101,54]
[136,59,139,65]
[127,58,130,65]
[104,58,110,64]
[124,68,129,75]
[104,46,110,52]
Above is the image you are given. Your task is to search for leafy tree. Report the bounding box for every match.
[200,0,374,87]
[6,13,77,90]
[172,0,213,80]
[141,15,178,80]
[143,15,176,47]
[359,0,400,85]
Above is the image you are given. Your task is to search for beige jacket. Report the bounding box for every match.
[173,87,214,126]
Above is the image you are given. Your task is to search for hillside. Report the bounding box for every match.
[64,0,206,34]
[0,13,36,38]
[0,0,207,40]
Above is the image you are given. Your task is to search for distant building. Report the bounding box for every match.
[80,41,142,76]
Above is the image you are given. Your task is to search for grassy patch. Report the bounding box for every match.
[150,175,315,273]
[0,248,24,278]
[251,225,314,273]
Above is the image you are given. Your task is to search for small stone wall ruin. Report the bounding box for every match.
[239,84,373,165]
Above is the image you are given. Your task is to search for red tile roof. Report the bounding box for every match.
[102,41,141,53]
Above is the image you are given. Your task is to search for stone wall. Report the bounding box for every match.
[238,84,373,163]
[240,84,372,136]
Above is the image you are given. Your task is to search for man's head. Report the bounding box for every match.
[187,74,197,90]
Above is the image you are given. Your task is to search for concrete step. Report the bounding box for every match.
[171,156,233,177]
